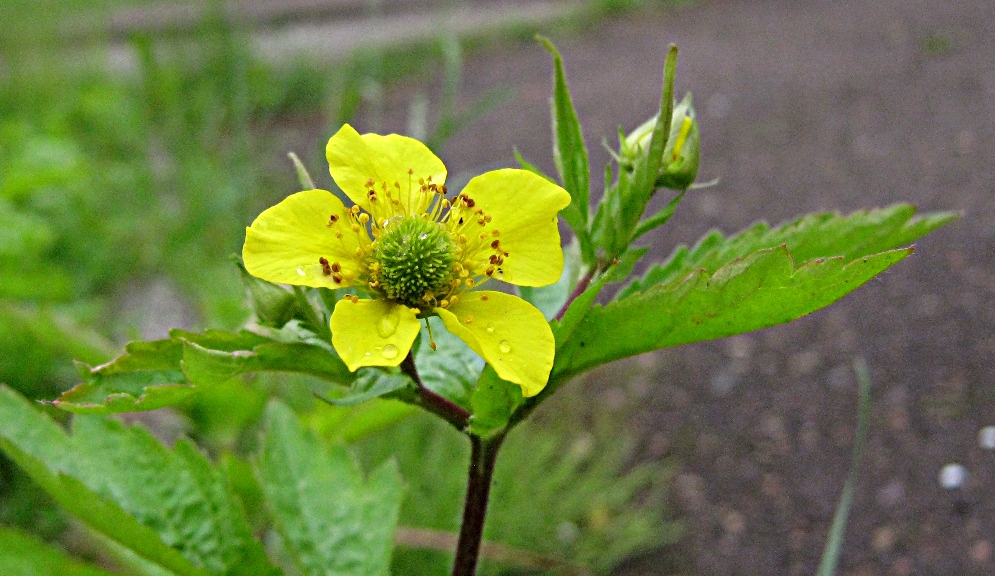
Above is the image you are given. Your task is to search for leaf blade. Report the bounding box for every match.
[554,245,912,379]
[257,402,404,576]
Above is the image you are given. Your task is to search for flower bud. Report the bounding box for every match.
[233,256,301,327]
[620,92,700,190]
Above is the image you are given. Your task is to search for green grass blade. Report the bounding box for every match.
[817,357,873,576]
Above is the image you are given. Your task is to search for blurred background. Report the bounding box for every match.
[0,0,992,574]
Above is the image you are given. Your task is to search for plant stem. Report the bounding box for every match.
[452,433,505,576]
[400,352,470,430]
[554,264,598,322]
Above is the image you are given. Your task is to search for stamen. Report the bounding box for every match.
[319,257,332,276]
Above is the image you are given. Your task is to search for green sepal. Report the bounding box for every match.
[469,365,523,437]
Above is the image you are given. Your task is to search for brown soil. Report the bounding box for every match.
[411,1,993,574]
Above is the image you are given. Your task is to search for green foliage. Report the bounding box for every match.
[0,527,117,576]
[360,413,678,575]
[51,325,353,414]
[259,402,404,576]
[0,386,406,576]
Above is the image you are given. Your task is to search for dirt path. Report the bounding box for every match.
[405,1,993,574]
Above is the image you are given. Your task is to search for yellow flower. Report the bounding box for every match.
[243,124,571,396]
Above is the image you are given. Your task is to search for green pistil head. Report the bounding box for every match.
[373,216,456,307]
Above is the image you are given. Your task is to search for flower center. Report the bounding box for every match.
[372,216,457,308]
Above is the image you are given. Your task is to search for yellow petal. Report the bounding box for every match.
[325,123,447,215]
[243,189,364,288]
[456,169,570,287]
[331,299,421,370]
[435,291,553,397]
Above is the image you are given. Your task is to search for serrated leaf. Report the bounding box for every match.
[554,245,913,379]
[620,204,957,298]
[0,386,208,576]
[257,402,404,576]
[0,527,120,576]
[52,339,193,414]
[53,328,353,414]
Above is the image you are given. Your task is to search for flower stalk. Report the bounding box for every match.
[452,433,505,576]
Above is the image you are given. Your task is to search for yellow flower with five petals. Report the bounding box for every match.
[243,124,571,396]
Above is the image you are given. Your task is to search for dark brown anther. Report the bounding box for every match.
[490,240,501,249]
[319,257,332,276]
[327,214,339,226]
[331,262,341,273]
[332,273,343,284]
[462,196,475,208]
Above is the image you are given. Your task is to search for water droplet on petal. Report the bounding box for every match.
[364,351,372,357]
[377,310,400,337]
[498,340,511,353]
[296,268,306,276]
[381,344,399,359]
[485,323,495,333]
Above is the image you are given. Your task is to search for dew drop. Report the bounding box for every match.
[485,323,495,333]
[296,268,306,276]
[498,340,511,353]
[377,310,400,337]
[364,351,372,357]
[381,344,399,359]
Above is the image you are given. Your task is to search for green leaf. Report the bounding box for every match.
[179,336,352,387]
[257,402,404,576]
[554,245,914,379]
[0,527,119,576]
[538,37,593,261]
[469,365,523,436]
[620,204,957,298]
[52,327,354,414]
[52,339,194,414]
[415,317,483,408]
[322,369,411,407]
[0,386,208,576]
[0,386,279,576]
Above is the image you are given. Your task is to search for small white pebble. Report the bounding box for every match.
[979,426,995,450]
[939,463,967,489]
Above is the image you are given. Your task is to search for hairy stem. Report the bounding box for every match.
[452,433,505,576]
[400,352,470,430]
